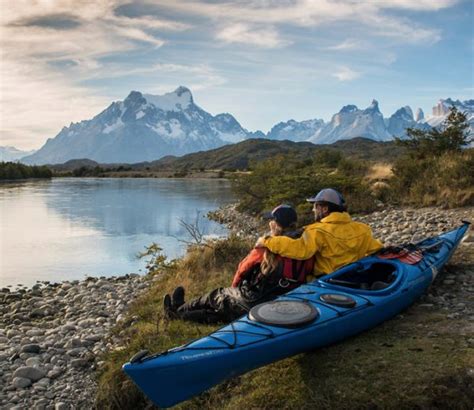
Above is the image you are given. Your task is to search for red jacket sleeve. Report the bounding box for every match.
[231,248,265,287]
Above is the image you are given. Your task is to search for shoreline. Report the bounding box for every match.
[1,206,473,408]
[0,274,156,409]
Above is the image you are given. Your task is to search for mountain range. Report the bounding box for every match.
[18,87,474,165]
[0,146,36,162]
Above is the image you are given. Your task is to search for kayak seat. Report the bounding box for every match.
[325,262,398,291]
[370,281,390,290]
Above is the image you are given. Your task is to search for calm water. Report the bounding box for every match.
[0,178,234,288]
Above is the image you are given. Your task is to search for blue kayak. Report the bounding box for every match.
[123,222,470,408]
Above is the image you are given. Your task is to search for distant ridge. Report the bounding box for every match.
[18,86,473,165]
[47,138,405,172]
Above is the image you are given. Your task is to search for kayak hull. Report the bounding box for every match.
[123,223,469,407]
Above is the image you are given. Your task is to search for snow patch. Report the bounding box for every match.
[149,121,185,139]
[144,89,192,112]
[103,118,124,134]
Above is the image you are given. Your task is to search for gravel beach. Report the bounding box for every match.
[1,206,472,409]
[0,275,153,409]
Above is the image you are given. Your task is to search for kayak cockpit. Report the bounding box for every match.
[320,259,402,294]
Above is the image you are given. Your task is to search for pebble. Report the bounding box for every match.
[0,274,151,408]
[12,377,32,388]
[12,366,46,382]
[20,344,41,354]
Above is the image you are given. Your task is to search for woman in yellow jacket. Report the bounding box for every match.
[257,188,383,279]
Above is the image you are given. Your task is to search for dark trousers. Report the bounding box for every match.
[176,287,254,324]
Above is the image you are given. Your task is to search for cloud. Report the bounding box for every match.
[0,0,191,149]
[9,13,82,29]
[375,0,459,11]
[216,23,291,48]
[0,60,110,149]
[150,0,453,44]
[326,39,366,51]
[332,67,361,82]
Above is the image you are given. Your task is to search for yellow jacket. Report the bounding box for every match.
[262,212,383,277]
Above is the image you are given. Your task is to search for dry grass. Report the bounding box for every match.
[367,163,393,181]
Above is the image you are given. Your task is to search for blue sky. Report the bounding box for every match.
[1,0,473,149]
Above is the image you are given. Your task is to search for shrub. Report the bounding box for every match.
[232,154,377,216]
[0,162,52,179]
[391,107,474,208]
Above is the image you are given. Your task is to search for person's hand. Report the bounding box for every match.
[255,236,268,248]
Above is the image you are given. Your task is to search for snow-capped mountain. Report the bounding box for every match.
[19,90,473,165]
[426,98,474,130]
[267,119,325,141]
[386,106,431,137]
[22,87,261,165]
[0,146,36,162]
[269,98,471,144]
[307,100,392,144]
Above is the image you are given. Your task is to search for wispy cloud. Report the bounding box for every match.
[0,59,110,149]
[216,23,291,48]
[326,39,366,51]
[150,0,454,44]
[332,66,361,82]
[0,0,192,148]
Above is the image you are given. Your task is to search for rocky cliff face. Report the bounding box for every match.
[267,118,325,141]
[308,100,393,144]
[426,99,474,130]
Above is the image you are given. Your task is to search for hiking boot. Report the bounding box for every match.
[172,286,185,309]
[163,294,177,320]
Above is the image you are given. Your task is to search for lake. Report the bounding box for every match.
[0,178,234,288]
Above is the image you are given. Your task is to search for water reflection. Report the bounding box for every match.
[0,178,233,287]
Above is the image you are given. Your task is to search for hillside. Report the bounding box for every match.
[132,137,405,172]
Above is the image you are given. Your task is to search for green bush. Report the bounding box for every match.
[391,107,474,207]
[0,162,52,180]
[232,154,377,217]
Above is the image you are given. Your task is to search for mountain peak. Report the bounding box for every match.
[174,86,192,97]
[124,90,144,103]
[364,99,380,113]
[122,91,147,116]
[415,108,424,122]
[144,86,194,112]
[339,104,358,114]
[391,106,413,120]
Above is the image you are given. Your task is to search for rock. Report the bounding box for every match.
[47,368,64,379]
[7,329,20,338]
[84,335,101,343]
[70,359,88,368]
[12,377,32,388]
[25,357,42,367]
[66,348,86,357]
[20,344,41,354]
[35,398,49,407]
[12,366,46,382]
[36,377,50,387]
[55,402,68,410]
[29,309,47,318]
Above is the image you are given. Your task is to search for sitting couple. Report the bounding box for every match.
[164,188,383,324]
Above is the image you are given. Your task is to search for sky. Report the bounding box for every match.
[0,0,473,150]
